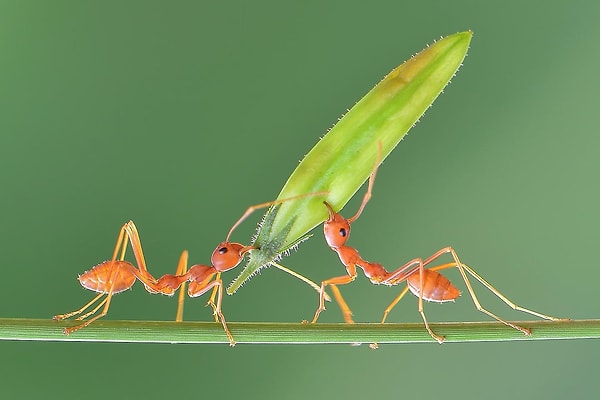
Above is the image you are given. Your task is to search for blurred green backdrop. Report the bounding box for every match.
[1,1,598,399]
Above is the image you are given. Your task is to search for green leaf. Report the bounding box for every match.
[228,31,472,294]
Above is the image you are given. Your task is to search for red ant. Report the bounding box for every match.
[310,144,562,343]
[54,193,328,346]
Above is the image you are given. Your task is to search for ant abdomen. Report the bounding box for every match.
[407,269,460,302]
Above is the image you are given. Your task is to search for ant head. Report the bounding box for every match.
[211,242,256,272]
[323,201,351,248]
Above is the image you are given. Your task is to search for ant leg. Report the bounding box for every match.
[270,261,332,302]
[123,221,160,285]
[381,258,423,284]
[97,221,163,295]
[123,223,191,298]
[452,262,565,333]
[369,285,411,350]
[414,260,445,343]
[311,268,357,324]
[189,278,235,346]
[209,279,235,346]
[62,287,116,335]
[329,284,354,324]
[174,251,189,322]
[380,286,411,324]
[459,263,564,321]
[53,292,106,322]
[207,273,221,323]
[427,248,533,335]
[77,297,109,321]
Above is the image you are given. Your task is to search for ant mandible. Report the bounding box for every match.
[54,192,328,346]
[310,143,562,343]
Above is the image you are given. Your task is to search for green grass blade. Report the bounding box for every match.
[2,318,598,344]
[229,31,472,293]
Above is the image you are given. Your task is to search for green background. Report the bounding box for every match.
[1,1,598,399]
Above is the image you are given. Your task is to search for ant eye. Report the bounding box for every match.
[339,228,347,237]
[219,247,228,254]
